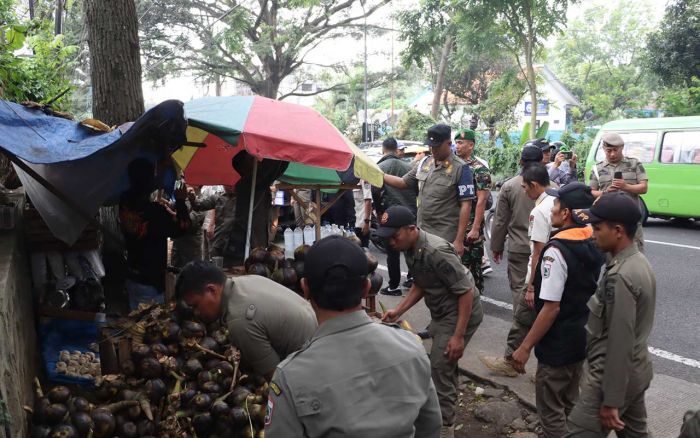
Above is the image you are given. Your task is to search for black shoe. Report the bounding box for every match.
[380,286,402,296]
[402,279,413,288]
[417,330,432,339]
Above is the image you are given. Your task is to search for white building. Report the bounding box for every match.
[514,64,581,134]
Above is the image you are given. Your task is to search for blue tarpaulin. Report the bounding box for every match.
[0,100,187,244]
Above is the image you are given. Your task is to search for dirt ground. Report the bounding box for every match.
[454,376,539,438]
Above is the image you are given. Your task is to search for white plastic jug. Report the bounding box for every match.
[303,225,315,245]
[284,227,294,257]
[293,227,304,250]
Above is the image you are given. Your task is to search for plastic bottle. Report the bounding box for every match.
[339,225,345,237]
[303,225,315,245]
[331,224,339,236]
[293,227,304,250]
[284,227,294,257]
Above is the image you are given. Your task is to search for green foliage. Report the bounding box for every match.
[394,109,436,141]
[646,0,700,87]
[397,0,451,70]
[482,137,521,182]
[550,1,656,123]
[0,7,76,108]
[474,67,526,133]
[656,77,700,116]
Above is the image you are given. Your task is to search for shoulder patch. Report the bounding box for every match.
[269,381,282,396]
[265,397,274,426]
[543,255,555,263]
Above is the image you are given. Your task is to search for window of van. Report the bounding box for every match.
[661,131,700,164]
[595,132,657,163]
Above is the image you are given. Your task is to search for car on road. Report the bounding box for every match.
[584,116,700,223]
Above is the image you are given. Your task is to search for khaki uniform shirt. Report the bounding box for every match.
[406,230,482,329]
[583,244,656,407]
[222,276,316,376]
[589,157,648,204]
[265,310,441,438]
[490,175,535,254]
[402,154,475,242]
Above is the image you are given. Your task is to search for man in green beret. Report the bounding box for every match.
[454,128,492,295]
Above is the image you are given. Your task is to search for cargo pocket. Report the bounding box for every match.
[585,294,605,337]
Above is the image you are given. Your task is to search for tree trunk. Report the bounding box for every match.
[54,0,62,34]
[432,35,453,120]
[85,0,144,125]
[29,0,35,19]
[215,74,223,96]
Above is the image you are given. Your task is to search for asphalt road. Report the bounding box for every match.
[368,215,700,385]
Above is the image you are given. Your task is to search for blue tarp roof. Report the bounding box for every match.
[0,99,186,164]
[0,99,187,245]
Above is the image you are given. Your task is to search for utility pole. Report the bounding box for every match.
[390,14,395,129]
[361,0,368,142]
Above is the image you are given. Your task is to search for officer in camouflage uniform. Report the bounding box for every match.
[454,128,492,294]
[589,132,648,252]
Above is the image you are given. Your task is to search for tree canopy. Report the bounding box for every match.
[139,0,390,99]
[646,0,700,87]
[550,1,656,123]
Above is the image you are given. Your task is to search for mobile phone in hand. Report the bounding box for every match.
[614,171,623,180]
[563,151,573,159]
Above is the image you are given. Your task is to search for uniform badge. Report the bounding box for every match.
[604,281,615,302]
[269,381,282,396]
[445,161,452,174]
[264,398,274,426]
[543,260,552,278]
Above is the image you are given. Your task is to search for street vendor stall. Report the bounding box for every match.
[175,95,384,256]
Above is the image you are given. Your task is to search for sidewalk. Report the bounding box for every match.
[376,294,700,438]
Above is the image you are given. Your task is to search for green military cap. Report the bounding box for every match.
[454,128,476,141]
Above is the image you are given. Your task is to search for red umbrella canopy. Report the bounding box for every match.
[183,95,355,169]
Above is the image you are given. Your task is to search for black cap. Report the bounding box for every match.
[521,145,543,162]
[425,124,451,148]
[573,192,641,225]
[545,182,595,210]
[524,138,554,151]
[305,236,369,288]
[376,205,416,238]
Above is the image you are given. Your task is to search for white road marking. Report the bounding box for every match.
[648,347,700,369]
[646,240,700,251]
[377,264,700,369]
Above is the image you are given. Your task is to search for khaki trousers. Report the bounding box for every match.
[506,251,530,309]
[536,361,584,438]
[504,288,536,357]
[566,378,650,437]
[429,299,484,425]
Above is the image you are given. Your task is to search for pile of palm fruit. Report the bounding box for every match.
[29,302,267,438]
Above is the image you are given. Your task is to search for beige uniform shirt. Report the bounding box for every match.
[583,244,656,407]
[402,154,475,242]
[490,175,535,254]
[405,230,483,331]
[222,276,317,376]
[265,310,442,438]
[589,157,648,204]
